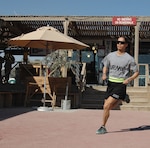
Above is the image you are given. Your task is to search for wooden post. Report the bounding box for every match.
[134,22,140,87]
[61,18,69,77]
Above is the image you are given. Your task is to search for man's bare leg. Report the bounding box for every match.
[102,96,119,126]
[96,96,120,134]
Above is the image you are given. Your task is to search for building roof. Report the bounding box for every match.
[0,16,150,49]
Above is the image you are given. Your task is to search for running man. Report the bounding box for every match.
[96,36,139,134]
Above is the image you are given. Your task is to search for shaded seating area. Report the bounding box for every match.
[24,76,80,109]
[0,63,80,109]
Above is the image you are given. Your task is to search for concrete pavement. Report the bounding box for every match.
[0,107,150,148]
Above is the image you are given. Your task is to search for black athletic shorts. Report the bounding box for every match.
[105,81,127,100]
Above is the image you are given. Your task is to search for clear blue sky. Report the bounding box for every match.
[0,0,150,16]
[1,0,150,63]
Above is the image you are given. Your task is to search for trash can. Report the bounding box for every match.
[61,99,71,110]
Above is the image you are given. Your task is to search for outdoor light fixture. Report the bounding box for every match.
[92,46,96,50]
[92,43,98,54]
[87,53,91,58]
[94,50,97,54]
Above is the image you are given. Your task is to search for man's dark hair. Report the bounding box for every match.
[119,36,130,44]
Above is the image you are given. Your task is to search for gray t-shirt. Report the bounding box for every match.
[102,51,138,80]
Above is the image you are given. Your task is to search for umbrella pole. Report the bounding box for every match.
[43,69,46,107]
[65,82,68,101]
[37,63,52,111]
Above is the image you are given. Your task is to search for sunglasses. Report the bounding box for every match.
[117,41,126,44]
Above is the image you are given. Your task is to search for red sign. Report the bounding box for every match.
[112,17,137,26]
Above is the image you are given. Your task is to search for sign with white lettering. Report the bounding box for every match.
[112,17,137,26]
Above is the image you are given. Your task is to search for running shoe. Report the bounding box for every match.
[124,94,130,103]
[96,126,107,134]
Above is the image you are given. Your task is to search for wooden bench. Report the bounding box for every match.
[0,91,25,108]
[0,92,13,108]
[24,76,56,110]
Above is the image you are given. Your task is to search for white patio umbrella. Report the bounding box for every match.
[8,26,89,50]
[8,26,89,111]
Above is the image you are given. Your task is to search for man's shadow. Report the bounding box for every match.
[109,125,150,133]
